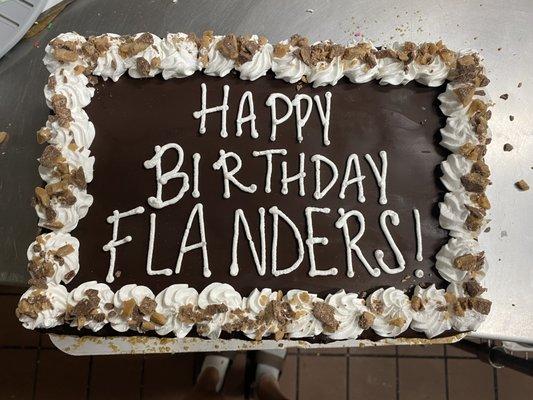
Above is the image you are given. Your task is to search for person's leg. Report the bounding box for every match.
[199,352,234,392]
[254,349,289,400]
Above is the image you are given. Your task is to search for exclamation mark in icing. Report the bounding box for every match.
[413,208,423,262]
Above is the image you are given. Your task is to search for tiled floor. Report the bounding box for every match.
[2,288,532,400]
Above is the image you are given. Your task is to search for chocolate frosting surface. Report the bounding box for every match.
[73,72,449,298]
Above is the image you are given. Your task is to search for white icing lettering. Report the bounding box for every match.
[103,206,145,283]
[335,208,381,278]
[305,207,338,277]
[146,213,173,277]
[265,93,293,141]
[236,91,259,138]
[313,92,332,146]
[292,94,313,143]
[192,153,201,198]
[212,150,258,198]
[365,151,388,205]
[339,154,366,202]
[311,154,338,200]
[175,203,211,277]
[374,209,405,274]
[281,153,306,196]
[230,208,266,277]
[144,143,190,209]
[252,149,287,193]
[192,83,229,137]
[413,208,423,261]
[270,206,304,277]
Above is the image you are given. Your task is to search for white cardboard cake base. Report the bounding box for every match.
[50,333,467,355]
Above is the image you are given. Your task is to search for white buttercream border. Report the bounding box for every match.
[18,32,493,341]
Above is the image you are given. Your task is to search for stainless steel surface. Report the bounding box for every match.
[0,0,45,59]
[0,0,532,345]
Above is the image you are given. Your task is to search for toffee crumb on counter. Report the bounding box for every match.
[515,179,529,191]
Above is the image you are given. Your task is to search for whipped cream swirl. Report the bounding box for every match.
[109,284,155,332]
[236,37,273,81]
[285,290,322,338]
[27,232,80,284]
[324,290,368,340]
[43,32,87,73]
[196,282,242,339]
[46,109,96,149]
[447,283,487,331]
[44,69,94,110]
[17,284,68,329]
[67,281,114,331]
[92,34,128,82]
[440,115,480,153]
[242,288,279,339]
[38,146,94,184]
[439,189,479,239]
[155,284,199,337]
[436,238,487,284]
[127,33,163,78]
[367,287,412,337]
[440,154,474,192]
[203,36,235,77]
[271,40,311,83]
[410,285,451,338]
[160,33,201,79]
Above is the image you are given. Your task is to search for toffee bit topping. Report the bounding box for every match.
[411,296,424,312]
[263,299,295,329]
[49,94,73,128]
[295,41,346,67]
[342,42,377,68]
[150,57,161,69]
[470,193,491,210]
[40,145,62,168]
[34,187,51,207]
[71,167,87,189]
[16,292,53,320]
[454,85,476,106]
[369,299,384,315]
[216,34,239,60]
[469,297,492,315]
[139,297,157,316]
[36,127,52,144]
[389,317,406,327]
[463,279,486,297]
[53,46,79,63]
[121,298,136,318]
[374,48,397,59]
[515,179,529,191]
[471,161,491,178]
[236,36,260,65]
[56,244,75,257]
[118,34,153,58]
[461,172,489,193]
[459,143,486,162]
[312,302,339,333]
[178,304,197,324]
[273,42,290,58]
[136,57,151,77]
[453,252,485,272]
[358,311,375,329]
[289,34,309,47]
[150,312,168,326]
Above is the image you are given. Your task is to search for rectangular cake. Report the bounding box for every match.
[16,32,492,342]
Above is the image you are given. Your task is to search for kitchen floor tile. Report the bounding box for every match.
[398,358,446,400]
[447,358,494,400]
[0,349,37,399]
[498,366,533,400]
[299,355,346,400]
[0,294,40,347]
[89,355,143,400]
[349,357,396,400]
[35,349,90,400]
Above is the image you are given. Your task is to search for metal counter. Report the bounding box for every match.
[0,0,532,350]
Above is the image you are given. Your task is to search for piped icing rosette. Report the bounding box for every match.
[367,287,412,337]
[304,41,346,87]
[439,189,486,239]
[271,35,312,83]
[43,32,88,73]
[108,284,164,333]
[436,238,487,285]
[160,33,201,79]
[38,145,94,185]
[16,283,68,329]
[446,283,491,331]
[90,34,129,82]
[343,40,380,83]
[41,109,95,149]
[413,42,454,87]
[241,288,280,340]
[26,232,80,284]
[196,282,243,339]
[154,284,199,337]
[440,154,475,192]
[410,285,451,338]
[118,33,163,79]
[323,290,369,340]
[203,34,236,77]
[44,69,94,111]
[65,281,114,332]
[284,290,323,338]
[235,35,273,81]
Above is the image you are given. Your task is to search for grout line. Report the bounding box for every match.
[493,367,499,400]
[85,356,93,400]
[299,352,475,359]
[31,334,42,400]
[296,349,300,400]
[139,356,146,399]
[444,345,449,400]
[395,346,400,400]
[346,349,350,400]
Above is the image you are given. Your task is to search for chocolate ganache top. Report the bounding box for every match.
[73,71,448,297]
